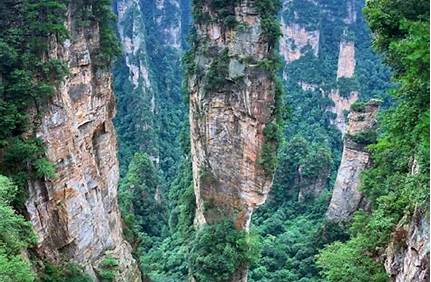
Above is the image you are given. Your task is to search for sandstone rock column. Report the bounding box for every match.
[326,99,380,222]
[187,1,279,279]
[189,0,278,229]
[25,2,141,281]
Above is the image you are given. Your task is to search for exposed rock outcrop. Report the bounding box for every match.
[384,208,430,282]
[188,1,278,280]
[117,0,152,90]
[344,0,357,25]
[336,40,356,79]
[25,3,141,281]
[280,19,320,64]
[326,100,380,222]
[329,89,359,134]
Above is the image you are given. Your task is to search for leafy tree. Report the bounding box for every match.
[119,152,167,244]
[189,220,260,282]
[0,175,36,281]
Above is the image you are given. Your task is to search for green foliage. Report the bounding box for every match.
[348,130,378,145]
[0,251,35,282]
[316,239,387,282]
[189,220,260,282]
[205,49,230,93]
[258,123,280,175]
[247,0,393,280]
[337,77,359,97]
[0,175,36,282]
[40,262,93,282]
[74,0,121,65]
[114,2,192,280]
[350,101,367,112]
[256,0,282,48]
[249,193,339,282]
[98,256,120,281]
[0,0,68,207]
[318,1,429,281]
[137,156,195,282]
[192,0,239,28]
[119,152,166,244]
[1,138,56,206]
[114,0,187,181]
[283,0,320,29]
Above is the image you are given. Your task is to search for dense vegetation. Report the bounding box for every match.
[317,0,430,280]
[113,0,194,280]
[189,220,259,282]
[0,176,36,281]
[0,0,67,279]
[114,0,189,183]
[113,0,427,281]
[244,0,393,280]
[0,0,425,281]
[0,0,69,207]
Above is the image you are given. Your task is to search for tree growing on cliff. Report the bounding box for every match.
[189,220,260,282]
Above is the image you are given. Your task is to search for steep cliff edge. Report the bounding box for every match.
[326,100,380,222]
[188,0,280,280]
[384,208,430,281]
[25,3,141,281]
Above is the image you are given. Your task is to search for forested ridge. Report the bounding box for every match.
[317,0,430,280]
[0,0,428,281]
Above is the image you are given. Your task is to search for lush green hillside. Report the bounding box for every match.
[317,0,429,280]
[248,0,393,280]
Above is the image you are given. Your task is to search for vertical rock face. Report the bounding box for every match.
[279,20,320,65]
[114,0,189,176]
[336,40,356,79]
[189,1,277,232]
[115,0,159,166]
[326,100,380,222]
[384,209,430,282]
[280,0,390,203]
[25,3,141,281]
[329,89,359,134]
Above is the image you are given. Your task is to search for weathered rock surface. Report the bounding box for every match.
[344,0,357,24]
[326,100,380,222]
[25,3,141,281]
[329,89,359,134]
[296,164,330,202]
[280,19,319,64]
[336,40,356,79]
[384,208,430,282]
[189,1,277,280]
